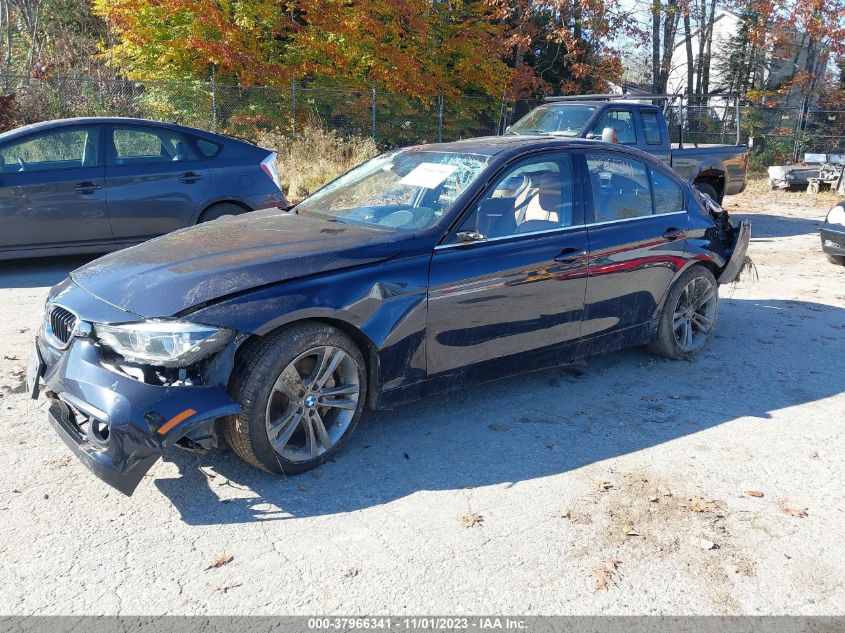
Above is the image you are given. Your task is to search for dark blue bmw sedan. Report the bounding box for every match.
[28,135,749,495]
[0,117,287,259]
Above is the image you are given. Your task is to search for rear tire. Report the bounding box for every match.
[224,323,367,475]
[649,266,719,360]
[827,253,845,266]
[198,202,248,223]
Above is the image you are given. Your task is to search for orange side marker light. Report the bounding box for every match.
[157,408,197,435]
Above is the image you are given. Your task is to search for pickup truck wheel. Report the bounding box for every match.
[827,253,845,266]
[649,266,719,360]
[224,323,367,475]
[694,182,720,204]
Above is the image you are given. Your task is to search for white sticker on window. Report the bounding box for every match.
[399,162,458,189]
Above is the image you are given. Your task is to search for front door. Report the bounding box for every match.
[427,152,589,376]
[0,125,110,251]
[105,124,210,241]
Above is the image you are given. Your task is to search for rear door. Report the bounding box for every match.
[427,151,590,376]
[104,124,210,241]
[0,124,110,251]
[581,151,688,344]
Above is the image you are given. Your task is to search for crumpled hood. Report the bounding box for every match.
[71,210,410,317]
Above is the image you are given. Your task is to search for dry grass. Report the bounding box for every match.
[255,126,379,203]
[741,174,841,205]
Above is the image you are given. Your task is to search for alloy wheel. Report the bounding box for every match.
[264,345,361,463]
[672,276,718,353]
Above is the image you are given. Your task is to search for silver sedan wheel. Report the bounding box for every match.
[673,276,718,352]
[264,345,361,463]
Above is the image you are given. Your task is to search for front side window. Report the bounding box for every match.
[295,150,491,231]
[0,127,101,172]
[455,154,576,239]
[590,110,637,144]
[587,153,652,221]
[112,127,195,165]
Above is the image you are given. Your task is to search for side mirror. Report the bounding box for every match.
[456,230,487,244]
[504,125,512,134]
[601,127,619,144]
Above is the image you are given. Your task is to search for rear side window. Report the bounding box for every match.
[651,168,684,214]
[0,127,101,172]
[196,138,221,158]
[641,111,663,145]
[112,127,196,165]
[587,153,652,221]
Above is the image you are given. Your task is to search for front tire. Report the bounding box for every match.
[224,323,367,475]
[649,266,719,360]
[827,253,845,266]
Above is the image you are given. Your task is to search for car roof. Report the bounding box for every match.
[0,117,246,145]
[405,135,665,164]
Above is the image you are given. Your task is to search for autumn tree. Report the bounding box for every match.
[92,0,510,99]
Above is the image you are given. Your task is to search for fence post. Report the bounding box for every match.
[371,86,377,140]
[438,95,444,142]
[210,64,218,133]
[291,76,297,138]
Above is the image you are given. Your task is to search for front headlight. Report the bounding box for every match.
[94,321,233,367]
[826,204,845,226]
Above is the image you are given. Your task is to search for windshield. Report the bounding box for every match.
[295,150,491,231]
[508,105,597,137]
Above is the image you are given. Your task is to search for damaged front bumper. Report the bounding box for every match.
[821,225,845,257]
[30,334,240,496]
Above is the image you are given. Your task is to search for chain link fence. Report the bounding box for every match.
[2,74,845,172]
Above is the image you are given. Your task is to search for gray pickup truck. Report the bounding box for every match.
[507,96,749,203]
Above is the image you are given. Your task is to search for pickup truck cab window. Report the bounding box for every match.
[454,154,576,239]
[590,110,637,144]
[641,110,664,145]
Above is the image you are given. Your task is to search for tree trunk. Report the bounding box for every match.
[701,0,717,94]
[684,6,694,95]
[652,0,661,93]
[659,0,679,93]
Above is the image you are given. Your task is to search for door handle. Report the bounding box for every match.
[74,181,101,194]
[554,247,587,263]
[178,171,203,184]
[662,227,685,241]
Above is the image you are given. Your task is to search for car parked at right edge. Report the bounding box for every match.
[821,201,845,265]
[0,117,287,260]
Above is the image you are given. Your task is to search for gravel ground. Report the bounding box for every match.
[0,179,843,615]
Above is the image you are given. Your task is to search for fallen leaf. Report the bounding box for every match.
[597,481,613,492]
[746,490,764,498]
[488,423,511,432]
[459,512,483,528]
[625,528,640,537]
[343,567,360,578]
[680,496,717,513]
[591,558,620,590]
[781,506,808,518]
[648,496,659,503]
[205,554,233,570]
[215,582,242,593]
